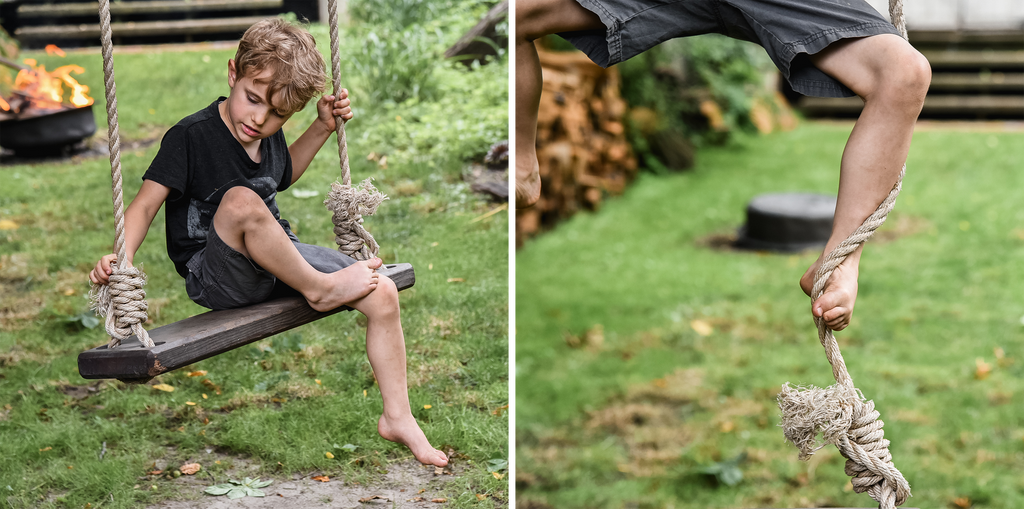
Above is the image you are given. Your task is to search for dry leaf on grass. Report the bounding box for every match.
[690,319,713,337]
[187,371,207,377]
[311,475,329,482]
[431,498,447,503]
[358,495,388,503]
[975,358,992,380]
[180,463,200,475]
[151,384,175,392]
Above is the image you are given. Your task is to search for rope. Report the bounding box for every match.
[88,0,153,349]
[777,1,911,507]
[323,0,387,261]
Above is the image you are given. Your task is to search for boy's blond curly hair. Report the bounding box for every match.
[235,18,326,114]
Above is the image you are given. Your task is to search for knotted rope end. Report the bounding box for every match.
[324,178,389,260]
[88,262,154,348]
[777,382,860,460]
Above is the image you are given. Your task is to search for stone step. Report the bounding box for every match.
[15,15,271,39]
[929,72,1024,92]
[18,0,281,18]
[920,49,1024,69]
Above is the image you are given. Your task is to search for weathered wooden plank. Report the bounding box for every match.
[18,0,282,18]
[78,263,414,382]
[16,16,270,39]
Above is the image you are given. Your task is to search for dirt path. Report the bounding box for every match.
[147,460,459,508]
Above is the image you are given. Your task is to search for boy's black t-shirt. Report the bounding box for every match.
[143,98,293,278]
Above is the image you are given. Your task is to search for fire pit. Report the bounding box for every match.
[0,46,97,156]
[0,104,96,155]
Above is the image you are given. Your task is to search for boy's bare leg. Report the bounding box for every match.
[801,34,930,331]
[347,277,449,467]
[516,0,603,207]
[212,186,381,312]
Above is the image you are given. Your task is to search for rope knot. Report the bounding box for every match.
[89,262,154,348]
[324,177,388,261]
[779,384,911,508]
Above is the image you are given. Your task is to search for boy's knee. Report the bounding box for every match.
[367,275,400,317]
[218,187,266,222]
[876,46,931,106]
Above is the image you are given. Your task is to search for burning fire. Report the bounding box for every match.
[1,44,94,114]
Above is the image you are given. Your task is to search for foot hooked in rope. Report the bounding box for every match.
[801,252,860,331]
[516,156,541,208]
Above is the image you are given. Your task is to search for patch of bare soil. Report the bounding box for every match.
[148,458,461,509]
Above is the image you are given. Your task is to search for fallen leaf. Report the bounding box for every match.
[311,475,329,482]
[431,498,447,503]
[408,497,426,502]
[185,401,196,406]
[180,463,201,475]
[719,420,735,433]
[447,278,464,283]
[491,404,509,416]
[202,394,208,399]
[63,288,76,296]
[187,371,207,377]
[953,496,971,508]
[423,404,432,409]
[315,379,322,385]
[0,220,18,230]
[147,470,162,475]
[476,494,488,500]
[690,319,713,337]
[363,390,367,397]
[491,472,504,479]
[151,384,175,392]
[975,358,992,380]
[39,447,52,452]
[434,466,444,475]
[358,495,388,503]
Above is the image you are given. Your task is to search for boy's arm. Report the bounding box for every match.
[89,179,170,285]
[288,89,353,185]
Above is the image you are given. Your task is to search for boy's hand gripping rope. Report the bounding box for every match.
[88,0,153,349]
[777,1,910,507]
[322,0,387,261]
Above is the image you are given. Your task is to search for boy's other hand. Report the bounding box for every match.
[89,253,119,286]
[316,88,353,133]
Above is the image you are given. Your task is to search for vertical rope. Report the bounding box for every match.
[89,0,154,349]
[323,0,387,261]
[777,1,912,507]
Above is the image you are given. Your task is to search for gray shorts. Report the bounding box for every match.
[184,224,355,310]
[559,0,902,97]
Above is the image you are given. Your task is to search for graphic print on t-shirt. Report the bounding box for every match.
[185,176,282,241]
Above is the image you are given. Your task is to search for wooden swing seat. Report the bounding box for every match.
[78,263,414,383]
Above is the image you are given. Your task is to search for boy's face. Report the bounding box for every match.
[222,60,295,146]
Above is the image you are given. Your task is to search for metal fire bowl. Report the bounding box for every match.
[0,104,97,154]
[734,192,836,252]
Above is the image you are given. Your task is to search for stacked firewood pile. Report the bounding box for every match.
[516,48,638,246]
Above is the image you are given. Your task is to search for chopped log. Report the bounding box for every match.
[516,48,638,246]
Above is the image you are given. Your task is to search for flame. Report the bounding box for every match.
[2,45,94,115]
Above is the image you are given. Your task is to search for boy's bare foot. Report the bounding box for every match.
[378,414,449,467]
[516,158,541,208]
[306,258,382,312]
[800,255,859,331]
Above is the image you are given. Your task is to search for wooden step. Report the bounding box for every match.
[909,30,1024,46]
[800,95,1024,116]
[920,49,1024,69]
[929,73,1024,92]
[18,0,282,18]
[15,15,270,39]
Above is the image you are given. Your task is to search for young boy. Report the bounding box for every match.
[515,0,931,331]
[89,18,448,468]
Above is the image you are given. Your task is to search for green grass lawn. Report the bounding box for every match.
[515,122,1024,508]
[0,11,508,508]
